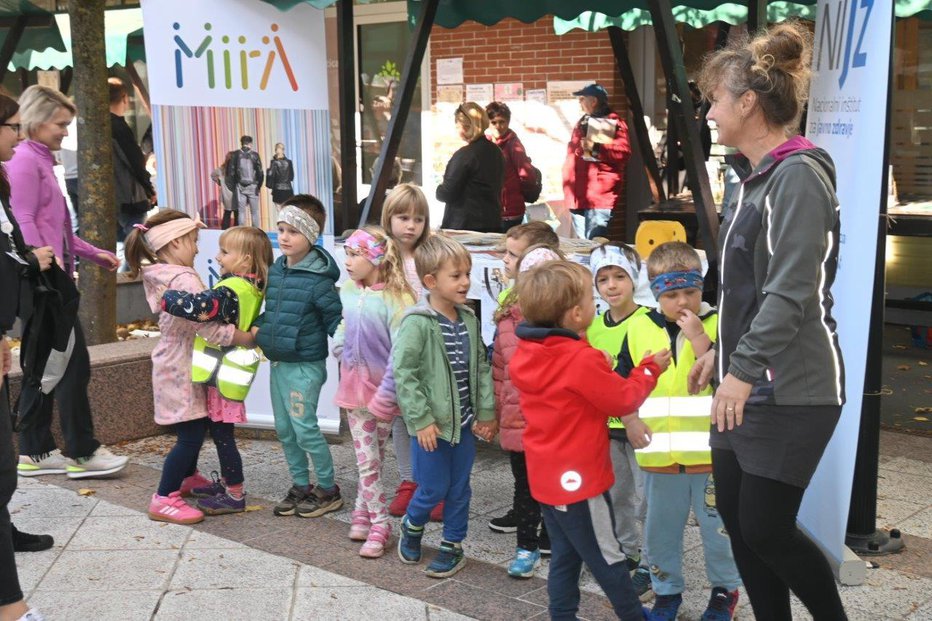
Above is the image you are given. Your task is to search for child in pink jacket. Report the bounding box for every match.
[124,210,253,525]
[492,245,563,579]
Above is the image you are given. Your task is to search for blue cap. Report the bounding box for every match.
[572,83,609,100]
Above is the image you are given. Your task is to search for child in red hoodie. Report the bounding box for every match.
[511,260,670,621]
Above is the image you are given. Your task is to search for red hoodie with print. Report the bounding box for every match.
[510,324,660,506]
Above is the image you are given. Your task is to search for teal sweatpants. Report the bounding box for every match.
[269,360,335,489]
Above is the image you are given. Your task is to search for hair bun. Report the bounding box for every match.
[751,22,811,77]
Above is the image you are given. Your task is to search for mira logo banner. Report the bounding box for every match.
[141,0,327,110]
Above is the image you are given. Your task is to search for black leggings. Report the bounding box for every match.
[712,448,847,620]
[1,382,23,606]
[159,418,243,496]
[221,209,238,230]
[510,451,546,551]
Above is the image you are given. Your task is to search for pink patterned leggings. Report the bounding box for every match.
[347,408,393,525]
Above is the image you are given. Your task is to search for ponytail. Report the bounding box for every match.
[125,209,192,278]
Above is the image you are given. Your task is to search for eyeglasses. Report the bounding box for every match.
[1,123,21,134]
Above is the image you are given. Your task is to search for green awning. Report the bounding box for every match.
[7,8,144,71]
[257,0,339,9]
[0,0,66,66]
[411,0,932,28]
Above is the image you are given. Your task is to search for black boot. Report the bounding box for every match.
[12,524,54,552]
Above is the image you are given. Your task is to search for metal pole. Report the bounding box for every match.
[70,0,117,345]
[607,26,665,204]
[0,16,27,84]
[336,0,357,233]
[845,3,903,557]
[358,0,439,227]
[646,0,720,267]
[747,0,769,35]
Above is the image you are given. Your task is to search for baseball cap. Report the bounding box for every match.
[572,84,609,100]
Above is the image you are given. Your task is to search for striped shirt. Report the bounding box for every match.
[437,313,474,427]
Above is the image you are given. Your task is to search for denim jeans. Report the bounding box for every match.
[570,208,613,239]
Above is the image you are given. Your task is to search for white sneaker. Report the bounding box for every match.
[18,450,71,476]
[66,446,129,479]
[18,608,46,621]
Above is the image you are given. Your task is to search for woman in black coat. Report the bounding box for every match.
[437,102,504,233]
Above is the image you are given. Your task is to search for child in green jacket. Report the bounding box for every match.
[383,235,496,578]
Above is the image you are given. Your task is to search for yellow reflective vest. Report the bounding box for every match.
[191,276,263,402]
[586,306,649,429]
[623,306,717,468]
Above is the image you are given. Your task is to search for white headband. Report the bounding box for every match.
[277,205,320,245]
[589,245,639,280]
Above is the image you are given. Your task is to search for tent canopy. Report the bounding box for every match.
[7,8,144,71]
[0,0,65,70]
[406,0,932,28]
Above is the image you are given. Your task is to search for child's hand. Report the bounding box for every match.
[416,423,440,452]
[473,420,498,442]
[621,415,652,449]
[600,349,614,368]
[677,309,704,340]
[641,349,672,372]
[231,329,255,348]
[250,326,259,338]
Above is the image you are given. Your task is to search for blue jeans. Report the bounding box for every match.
[407,429,475,543]
[541,493,644,621]
[570,208,613,239]
[643,471,742,596]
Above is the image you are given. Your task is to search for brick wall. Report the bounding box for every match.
[428,18,632,241]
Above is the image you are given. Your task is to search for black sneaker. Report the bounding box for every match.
[296,484,344,518]
[632,566,654,602]
[273,485,312,516]
[11,525,54,552]
[488,509,517,533]
[538,526,551,556]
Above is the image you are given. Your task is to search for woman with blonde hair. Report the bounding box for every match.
[437,102,504,233]
[690,21,847,620]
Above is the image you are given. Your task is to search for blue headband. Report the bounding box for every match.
[650,269,704,299]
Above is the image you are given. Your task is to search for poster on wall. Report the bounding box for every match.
[437,84,464,104]
[141,0,333,233]
[465,83,493,103]
[799,0,893,577]
[494,82,524,101]
[436,57,464,85]
[546,79,592,103]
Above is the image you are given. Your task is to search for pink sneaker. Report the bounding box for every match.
[349,510,370,541]
[359,523,391,558]
[148,492,204,525]
[179,472,212,497]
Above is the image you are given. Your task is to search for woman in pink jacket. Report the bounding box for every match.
[7,86,127,480]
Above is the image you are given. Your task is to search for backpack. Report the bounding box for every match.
[521,162,543,204]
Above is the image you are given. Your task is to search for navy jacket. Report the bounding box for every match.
[254,247,342,362]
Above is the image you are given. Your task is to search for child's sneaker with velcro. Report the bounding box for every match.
[359,523,391,559]
[188,471,226,498]
[179,471,213,497]
[425,540,465,578]
[507,547,540,578]
[397,515,424,564]
[296,484,343,517]
[148,491,204,525]
[196,491,246,515]
[273,485,312,516]
[700,587,739,621]
[648,593,682,621]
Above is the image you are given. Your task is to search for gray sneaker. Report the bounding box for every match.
[18,450,71,476]
[296,484,343,518]
[66,447,128,479]
[274,485,312,516]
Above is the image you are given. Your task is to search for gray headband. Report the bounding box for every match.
[277,205,321,245]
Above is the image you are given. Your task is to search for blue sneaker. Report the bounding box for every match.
[701,587,739,621]
[397,515,423,564]
[425,540,466,578]
[648,593,682,620]
[507,547,540,578]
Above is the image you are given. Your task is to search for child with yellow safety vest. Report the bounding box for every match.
[616,242,742,621]
[160,226,273,516]
[584,243,652,598]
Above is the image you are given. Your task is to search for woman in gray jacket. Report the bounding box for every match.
[690,23,846,621]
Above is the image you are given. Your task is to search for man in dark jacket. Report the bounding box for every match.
[226,135,264,229]
[109,78,155,241]
[562,84,631,240]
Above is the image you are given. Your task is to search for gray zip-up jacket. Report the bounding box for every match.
[718,135,845,406]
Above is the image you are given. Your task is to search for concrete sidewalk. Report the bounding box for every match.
[10,429,932,620]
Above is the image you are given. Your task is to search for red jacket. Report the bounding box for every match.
[490,130,534,219]
[510,324,660,506]
[492,304,524,451]
[562,109,631,211]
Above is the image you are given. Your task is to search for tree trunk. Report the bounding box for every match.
[70,0,117,345]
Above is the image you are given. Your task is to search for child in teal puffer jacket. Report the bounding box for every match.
[251,195,343,520]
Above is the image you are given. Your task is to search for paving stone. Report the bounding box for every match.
[8,486,98,518]
[876,496,928,529]
[13,547,61,593]
[425,604,479,620]
[155,588,293,620]
[836,567,932,619]
[297,564,367,587]
[292,585,429,620]
[877,533,932,580]
[36,549,179,591]
[26,588,162,620]
[67,515,191,550]
[898,507,932,540]
[879,456,932,478]
[88,498,145,517]
[184,530,247,549]
[12,516,85,549]
[420,516,513,566]
[423,579,546,621]
[169,547,299,590]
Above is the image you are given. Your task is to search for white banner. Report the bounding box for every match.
[801,0,893,564]
[193,229,341,435]
[140,0,328,110]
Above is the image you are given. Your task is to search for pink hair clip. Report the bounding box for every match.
[133,223,150,232]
